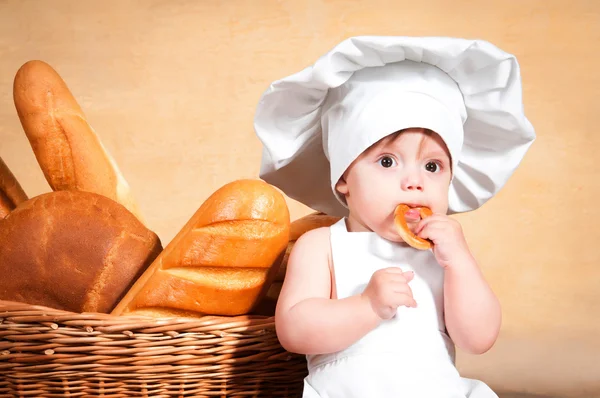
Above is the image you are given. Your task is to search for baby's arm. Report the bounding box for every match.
[275,227,380,355]
[443,254,502,355]
[416,214,501,354]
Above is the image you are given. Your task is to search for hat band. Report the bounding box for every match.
[325,90,465,208]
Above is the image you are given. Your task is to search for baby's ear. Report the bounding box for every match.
[335,177,349,195]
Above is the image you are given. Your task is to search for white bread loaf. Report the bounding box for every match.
[112,179,290,317]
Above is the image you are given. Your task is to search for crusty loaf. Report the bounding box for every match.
[0,157,28,219]
[288,212,342,242]
[0,190,162,313]
[12,60,145,224]
[275,212,340,282]
[252,212,339,316]
[112,179,290,317]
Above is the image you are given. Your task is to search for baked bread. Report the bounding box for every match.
[393,204,433,250]
[252,212,340,316]
[112,179,290,317]
[0,157,28,219]
[12,60,145,224]
[0,190,162,313]
[276,212,340,282]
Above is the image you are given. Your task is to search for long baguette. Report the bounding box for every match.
[12,60,144,223]
[0,157,28,219]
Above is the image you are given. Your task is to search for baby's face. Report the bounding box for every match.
[335,128,452,241]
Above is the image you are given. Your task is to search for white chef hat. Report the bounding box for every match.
[254,36,536,216]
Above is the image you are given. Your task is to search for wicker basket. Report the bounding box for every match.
[0,300,307,397]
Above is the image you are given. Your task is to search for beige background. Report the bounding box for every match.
[0,1,598,397]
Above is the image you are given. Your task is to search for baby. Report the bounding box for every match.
[254,36,535,397]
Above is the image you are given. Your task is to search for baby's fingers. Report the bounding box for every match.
[387,272,414,283]
[392,292,417,308]
[383,267,405,274]
[390,280,414,296]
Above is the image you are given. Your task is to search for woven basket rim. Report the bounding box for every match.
[0,299,277,330]
[0,299,274,319]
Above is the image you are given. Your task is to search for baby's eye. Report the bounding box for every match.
[379,156,396,168]
[425,161,440,173]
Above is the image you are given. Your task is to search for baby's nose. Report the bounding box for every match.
[404,182,423,191]
[401,175,424,191]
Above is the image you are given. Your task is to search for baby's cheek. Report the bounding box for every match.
[432,187,450,213]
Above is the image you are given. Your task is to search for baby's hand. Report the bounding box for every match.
[361,267,416,320]
[415,214,474,270]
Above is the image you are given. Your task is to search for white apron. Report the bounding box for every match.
[302,218,497,398]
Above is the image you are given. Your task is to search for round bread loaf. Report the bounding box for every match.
[0,190,162,313]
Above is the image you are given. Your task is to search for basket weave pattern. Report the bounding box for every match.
[0,301,307,397]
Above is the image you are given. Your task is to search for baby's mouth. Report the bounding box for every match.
[403,207,423,223]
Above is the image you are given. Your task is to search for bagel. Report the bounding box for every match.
[393,204,433,250]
